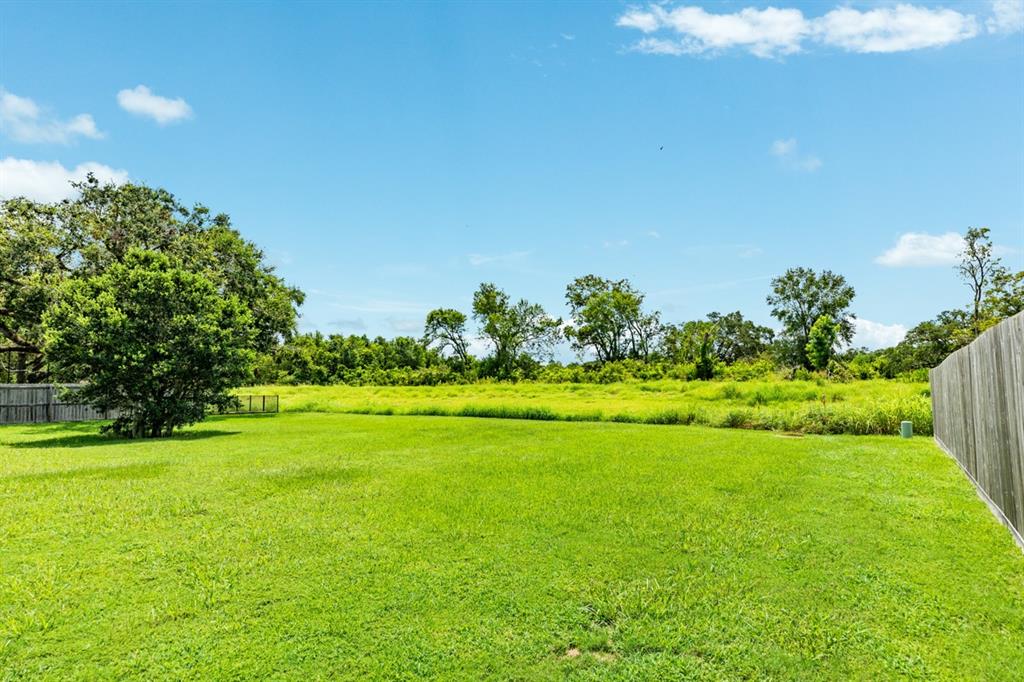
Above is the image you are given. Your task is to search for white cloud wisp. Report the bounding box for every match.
[0,90,103,144]
[117,85,193,125]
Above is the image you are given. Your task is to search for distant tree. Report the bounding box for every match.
[766,268,855,369]
[659,320,718,379]
[472,283,562,379]
[983,268,1024,323]
[423,308,471,368]
[706,311,774,363]
[564,275,661,362]
[805,315,840,371]
[872,309,971,375]
[958,227,1002,335]
[43,250,254,438]
[692,321,718,380]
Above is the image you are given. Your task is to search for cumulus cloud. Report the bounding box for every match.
[815,5,978,53]
[117,85,193,125]
[617,3,981,58]
[0,157,128,202]
[854,318,908,349]
[987,0,1024,33]
[770,138,821,171]
[0,90,103,144]
[875,232,965,267]
[619,5,808,57]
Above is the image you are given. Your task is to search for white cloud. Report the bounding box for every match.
[988,0,1024,33]
[117,85,193,125]
[646,230,661,239]
[0,90,103,144]
[467,251,531,267]
[617,3,981,58]
[0,157,128,202]
[854,318,908,349]
[603,239,630,249]
[617,8,662,33]
[815,5,978,53]
[619,5,808,58]
[561,33,576,41]
[770,137,821,172]
[875,231,965,267]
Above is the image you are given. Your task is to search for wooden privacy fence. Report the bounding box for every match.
[0,385,278,425]
[0,384,117,425]
[930,311,1024,549]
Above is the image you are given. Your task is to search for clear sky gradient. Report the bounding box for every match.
[2,1,1022,352]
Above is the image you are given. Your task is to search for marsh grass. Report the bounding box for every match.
[252,378,932,436]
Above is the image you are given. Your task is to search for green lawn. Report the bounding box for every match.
[252,378,933,435]
[1,413,1022,680]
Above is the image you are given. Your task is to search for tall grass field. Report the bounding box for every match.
[253,378,933,436]
[2,413,1022,679]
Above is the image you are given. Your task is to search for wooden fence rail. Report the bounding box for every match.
[930,311,1024,549]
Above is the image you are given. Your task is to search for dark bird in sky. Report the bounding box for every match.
[659,146,663,150]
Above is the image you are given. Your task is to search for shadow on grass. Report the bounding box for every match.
[11,429,240,450]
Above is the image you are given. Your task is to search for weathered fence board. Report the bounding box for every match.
[930,311,1024,549]
[0,384,116,425]
[0,385,279,425]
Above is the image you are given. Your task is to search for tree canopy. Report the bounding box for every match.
[0,175,303,381]
[766,268,855,369]
[472,283,562,379]
[44,250,255,438]
[423,308,471,369]
[564,275,661,362]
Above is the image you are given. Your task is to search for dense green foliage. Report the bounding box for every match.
[472,282,563,379]
[806,315,841,371]
[255,378,934,436]
[766,268,856,369]
[0,175,302,381]
[563,275,660,362]
[257,331,452,385]
[422,308,472,369]
[2,413,1022,679]
[44,250,255,437]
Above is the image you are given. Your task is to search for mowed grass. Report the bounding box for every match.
[1,414,1022,680]
[253,378,933,435]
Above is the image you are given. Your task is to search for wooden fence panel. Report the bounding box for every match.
[0,385,278,425]
[931,311,1024,548]
[0,384,115,425]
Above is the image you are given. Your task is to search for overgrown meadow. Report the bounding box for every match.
[252,377,933,436]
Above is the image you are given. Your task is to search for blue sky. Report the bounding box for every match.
[1,1,1022,353]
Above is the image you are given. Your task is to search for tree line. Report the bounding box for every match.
[265,227,1020,385]
[2,178,1020,435]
